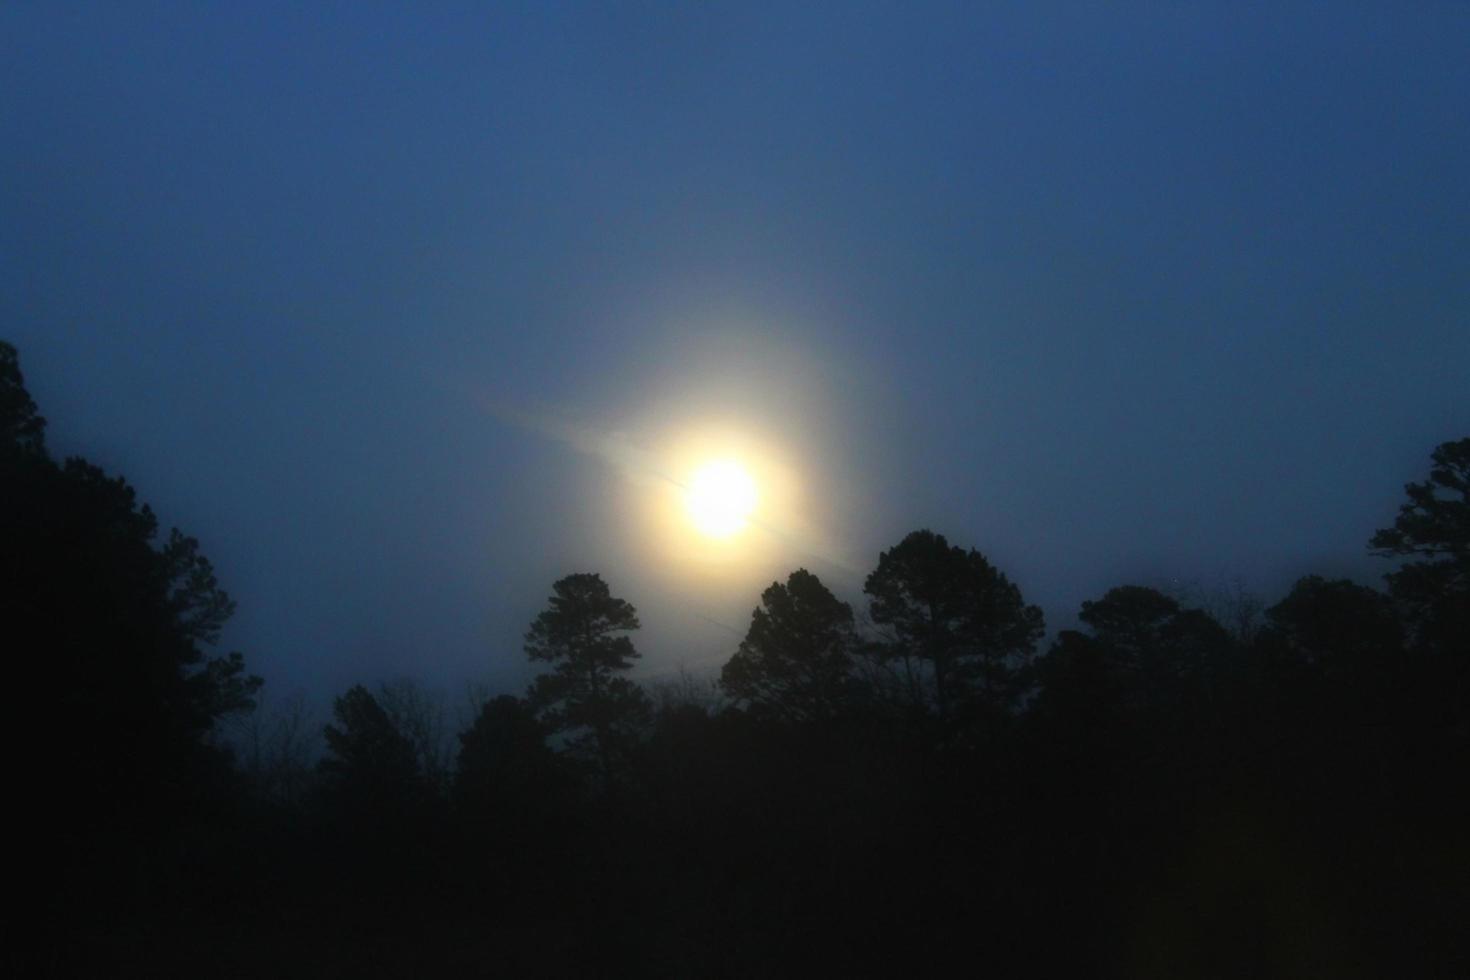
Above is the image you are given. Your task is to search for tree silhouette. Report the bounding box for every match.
[320,684,422,811]
[1075,585,1229,708]
[864,530,1044,723]
[1371,437,1470,656]
[1032,584,1236,750]
[1262,576,1404,673]
[0,339,46,454]
[455,695,568,836]
[377,678,452,797]
[721,568,861,723]
[2,346,260,750]
[525,573,651,780]
[232,690,318,807]
[3,340,262,937]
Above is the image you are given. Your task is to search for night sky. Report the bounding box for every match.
[4,4,1467,701]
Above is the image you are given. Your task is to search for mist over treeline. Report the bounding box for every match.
[6,339,1467,977]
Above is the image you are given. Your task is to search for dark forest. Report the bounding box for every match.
[6,339,1467,977]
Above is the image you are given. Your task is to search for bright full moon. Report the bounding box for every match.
[685,459,758,538]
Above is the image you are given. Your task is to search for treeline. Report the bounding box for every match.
[5,339,1466,977]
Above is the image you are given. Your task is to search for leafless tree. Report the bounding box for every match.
[378,678,453,796]
[224,690,320,806]
[648,661,727,717]
[1166,575,1264,645]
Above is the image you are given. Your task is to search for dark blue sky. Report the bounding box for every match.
[4,3,1467,699]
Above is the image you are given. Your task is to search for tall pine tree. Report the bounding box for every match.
[525,573,651,781]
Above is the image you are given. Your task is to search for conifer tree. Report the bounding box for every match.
[525,573,651,779]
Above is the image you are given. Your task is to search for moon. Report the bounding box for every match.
[685,459,758,538]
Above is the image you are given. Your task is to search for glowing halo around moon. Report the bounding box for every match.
[621,421,805,576]
[684,459,758,538]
